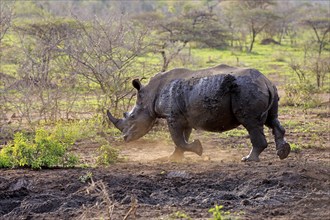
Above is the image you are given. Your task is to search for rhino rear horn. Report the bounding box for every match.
[107,110,125,132]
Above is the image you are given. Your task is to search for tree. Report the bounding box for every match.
[289,2,330,88]
[135,11,189,72]
[180,9,228,48]
[301,6,330,56]
[302,14,330,87]
[136,2,228,72]
[227,0,279,52]
[262,1,302,44]
[0,1,14,44]
[10,19,79,123]
[64,14,150,112]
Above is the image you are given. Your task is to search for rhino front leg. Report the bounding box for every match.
[167,119,203,160]
[170,127,193,160]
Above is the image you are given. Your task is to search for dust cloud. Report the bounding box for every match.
[119,139,243,163]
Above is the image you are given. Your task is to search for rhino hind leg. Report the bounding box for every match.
[266,118,291,160]
[265,96,291,160]
[242,125,268,162]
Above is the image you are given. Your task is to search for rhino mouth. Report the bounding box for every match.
[123,124,138,142]
[123,133,134,142]
[123,122,154,142]
[123,133,140,142]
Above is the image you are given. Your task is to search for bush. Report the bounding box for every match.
[209,205,225,220]
[282,82,322,108]
[290,143,302,153]
[208,204,233,220]
[0,146,14,167]
[96,145,120,166]
[0,129,79,169]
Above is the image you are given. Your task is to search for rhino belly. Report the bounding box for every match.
[185,95,240,132]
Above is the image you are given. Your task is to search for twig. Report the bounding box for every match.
[123,195,138,220]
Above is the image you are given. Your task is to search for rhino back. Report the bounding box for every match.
[144,65,235,103]
[146,64,260,92]
[146,65,272,120]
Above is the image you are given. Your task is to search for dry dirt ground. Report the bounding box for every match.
[0,108,329,220]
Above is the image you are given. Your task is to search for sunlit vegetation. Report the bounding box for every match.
[0,0,329,168]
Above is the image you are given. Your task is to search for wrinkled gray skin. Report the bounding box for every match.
[107,64,290,162]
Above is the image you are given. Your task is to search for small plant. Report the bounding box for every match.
[0,129,79,169]
[79,171,93,183]
[282,82,321,108]
[222,128,248,137]
[0,145,13,168]
[290,143,302,153]
[96,145,120,166]
[171,210,191,220]
[209,204,225,220]
[209,204,233,220]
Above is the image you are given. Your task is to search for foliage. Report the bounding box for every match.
[79,171,93,183]
[1,0,330,140]
[0,129,79,169]
[283,82,322,108]
[224,0,279,52]
[64,14,150,112]
[0,1,14,43]
[208,204,240,220]
[50,118,102,144]
[96,145,120,166]
[222,128,248,138]
[171,211,191,220]
[290,143,302,153]
[0,145,13,168]
[209,204,230,220]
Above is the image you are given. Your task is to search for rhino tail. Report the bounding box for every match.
[260,84,276,121]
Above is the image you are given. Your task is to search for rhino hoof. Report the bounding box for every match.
[277,143,291,160]
[191,139,203,156]
[241,155,260,162]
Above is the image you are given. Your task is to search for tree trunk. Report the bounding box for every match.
[249,30,256,53]
[160,44,168,72]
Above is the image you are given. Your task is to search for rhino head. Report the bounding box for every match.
[107,79,156,142]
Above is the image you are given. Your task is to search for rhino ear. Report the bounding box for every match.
[132,79,142,91]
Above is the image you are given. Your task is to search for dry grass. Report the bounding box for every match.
[78,178,138,220]
[78,179,115,220]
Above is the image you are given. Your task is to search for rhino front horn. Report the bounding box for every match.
[107,110,125,132]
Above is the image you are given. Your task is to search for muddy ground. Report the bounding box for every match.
[0,107,329,220]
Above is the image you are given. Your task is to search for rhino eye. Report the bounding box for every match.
[130,114,135,119]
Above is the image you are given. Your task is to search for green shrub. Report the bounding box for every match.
[79,171,93,183]
[209,205,225,220]
[96,145,120,166]
[290,143,302,153]
[0,129,79,169]
[0,146,13,168]
[52,123,79,146]
[50,116,106,145]
[171,210,191,219]
[209,204,234,220]
[282,82,322,108]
